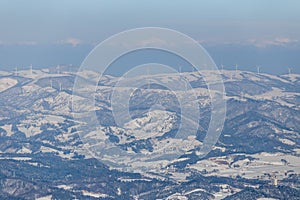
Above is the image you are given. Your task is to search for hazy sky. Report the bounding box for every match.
[0,0,300,74]
[1,0,300,45]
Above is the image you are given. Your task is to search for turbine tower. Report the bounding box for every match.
[179,66,183,81]
[57,65,60,74]
[288,68,292,75]
[257,66,260,75]
[30,64,33,77]
[147,67,150,89]
[15,67,18,76]
[234,64,239,77]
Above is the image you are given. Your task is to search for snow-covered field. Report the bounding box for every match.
[0,77,18,92]
[189,152,300,181]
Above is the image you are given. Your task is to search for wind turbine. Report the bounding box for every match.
[288,67,292,75]
[30,64,33,77]
[241,91,244,99]
[57,65,60,74]
[179,66,188,90]
[179,66,183,82]
[147,67,150,89]
[256,66,260,75]
[15,67,18,76]
[50,79,53,88]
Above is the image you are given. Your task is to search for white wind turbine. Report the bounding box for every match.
[57,65,60,74]
[30,64,33,77]
[256,65,261,75]
[147,67,150,89]
[15,67,18,76]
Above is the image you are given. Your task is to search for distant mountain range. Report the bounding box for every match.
[0,68,299,199]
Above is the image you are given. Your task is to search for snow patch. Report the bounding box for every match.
[0,78,18,92]
[36,195,52,200]
[279,138,295,146]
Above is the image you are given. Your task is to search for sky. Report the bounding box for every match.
[0,0,300,74]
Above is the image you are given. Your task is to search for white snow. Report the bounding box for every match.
[0,71,12,76]
[124,110,175,140]
[0,156,31,161]
[279,138,296,146]
[118,178,152,182]
[17,147,32,154]
[252,87,299,108]
[0,78,17,92]
[1,124,12,136]
[36,195,52,200]
[56,185,73,190]
[82,190,110,198]
[189,152,300,181]
[262,73,291,84]
[18,69,67,80]
[76,70,101,83]
[166,193,188,200]
[17,123,41,138]
[21,84,41,94]
[281,74,300,82]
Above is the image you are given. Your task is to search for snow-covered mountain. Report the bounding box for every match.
[0,68,299,199]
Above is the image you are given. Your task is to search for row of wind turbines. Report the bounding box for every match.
[14,65,65,92]
[14,64,64,77]
[178,64,294,76]
[13,64,294,76]
[218,64,293,75]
